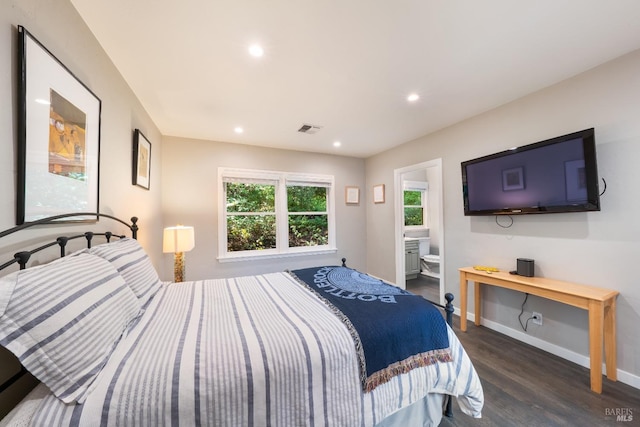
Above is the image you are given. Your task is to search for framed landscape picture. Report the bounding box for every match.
[17,26,101,224]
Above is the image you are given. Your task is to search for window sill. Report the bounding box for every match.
[404,225,428,231]
[218,247,338,263]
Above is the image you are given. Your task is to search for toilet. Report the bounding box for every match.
[418,237,440,278]
[417,237,430,257]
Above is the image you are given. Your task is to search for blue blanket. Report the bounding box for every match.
[288,266,451,392]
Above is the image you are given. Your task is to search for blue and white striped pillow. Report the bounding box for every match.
[0,253,141,404]
[89,238,162,306]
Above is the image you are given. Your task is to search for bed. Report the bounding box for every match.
[0,213,483,426]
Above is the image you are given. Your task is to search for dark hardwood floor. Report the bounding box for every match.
[406,274,440,302]
[441,319,640,426]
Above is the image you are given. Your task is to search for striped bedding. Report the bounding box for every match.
[0,253,141,405]
[28,272,483,426]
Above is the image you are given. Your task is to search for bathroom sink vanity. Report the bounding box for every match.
[405,239,420,279]
[405,237,440,280]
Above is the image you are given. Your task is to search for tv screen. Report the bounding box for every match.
[461,128,601,216]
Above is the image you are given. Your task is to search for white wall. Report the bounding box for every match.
[426,166,441,255]
[161,136,367,281]
[366,48,640,386]
[0,0,164,264]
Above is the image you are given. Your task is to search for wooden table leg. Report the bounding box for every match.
[474,281,481,326]
[604,298,617,381]
[588,300,604,394]
[460,272,468,332]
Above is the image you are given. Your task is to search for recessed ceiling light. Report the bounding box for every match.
[248,44,264,58]
[35,98,50,105]
[333,141,341,147]
[407,93,420,102]
[234,127,244,134]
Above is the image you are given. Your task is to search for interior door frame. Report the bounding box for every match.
[394,158,445,305]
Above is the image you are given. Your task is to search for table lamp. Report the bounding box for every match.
[163,225,195,282]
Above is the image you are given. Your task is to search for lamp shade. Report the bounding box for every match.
[163,226,195,253]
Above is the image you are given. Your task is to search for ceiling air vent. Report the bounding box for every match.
[297,123,323,134]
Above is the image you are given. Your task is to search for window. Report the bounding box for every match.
[226,182,276,251]
[219,168,336,260]
[287,184,329,248]
[403,181,428,228]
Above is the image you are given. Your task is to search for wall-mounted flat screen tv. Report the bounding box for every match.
[461,128,600,216]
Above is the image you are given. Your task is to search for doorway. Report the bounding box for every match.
[393,159,444,305]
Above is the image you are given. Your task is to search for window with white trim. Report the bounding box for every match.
[403,181,428,228]
[219,168,336,260]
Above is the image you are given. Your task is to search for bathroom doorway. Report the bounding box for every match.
[393,159,444,305]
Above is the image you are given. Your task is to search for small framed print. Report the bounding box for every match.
[502,167,525,191]
[133,129,151,190]
[373,184,385,204]
[345,186,360,204]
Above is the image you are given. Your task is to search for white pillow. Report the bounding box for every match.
[0,253,141,404]
[89,238,162,306]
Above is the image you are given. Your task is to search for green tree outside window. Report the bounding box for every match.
[225,181,330,252]
[287,186,328,247]
[404,190,424,226]
[226,183,276,251]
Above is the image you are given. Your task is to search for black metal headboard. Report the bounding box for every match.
[0,213,138,272]
[0,212,138,396]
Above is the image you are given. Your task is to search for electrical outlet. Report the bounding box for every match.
[532,312,543,326]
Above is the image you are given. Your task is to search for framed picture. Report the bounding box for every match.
[373,184,385,203]
[345,186,360,204]
[565,159,587,202]
[133,129,152,190]
[502,167,525,191]
[17,26,101,224]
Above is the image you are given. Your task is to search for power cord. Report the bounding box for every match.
[599,177,607,196]
[518,293,536,332]
[495,215,514,228]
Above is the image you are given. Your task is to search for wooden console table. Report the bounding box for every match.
[459,267,619,394]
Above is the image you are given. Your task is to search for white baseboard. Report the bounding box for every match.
[454,308,640,391]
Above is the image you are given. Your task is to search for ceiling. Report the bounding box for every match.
[70,0,640,158]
